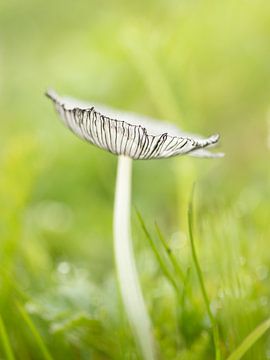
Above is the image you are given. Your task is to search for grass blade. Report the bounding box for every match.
[155,223,196,311]
[188,186,221,360]
[136,210,179,294]
[0,315,15,360]
[227,318,270,360]
[155,222,185,283]
[16,302,53,360]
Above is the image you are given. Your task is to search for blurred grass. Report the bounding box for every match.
[0,0,270,358]
[0,315,15,360]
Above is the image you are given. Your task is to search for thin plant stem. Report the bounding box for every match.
[226,318,270,360]
[155,224,195,309]
[136,212,193,350]
[16,302,53,360]
[0,315,15,360]
[188,188,221,360]
[113,155,155,360]
[136,210,179,294]
[155,223,185,283]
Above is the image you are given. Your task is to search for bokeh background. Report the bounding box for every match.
[0,0,270,359]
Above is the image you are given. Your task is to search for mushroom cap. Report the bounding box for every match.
[46,90,223,160]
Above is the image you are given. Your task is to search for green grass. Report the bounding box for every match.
[188,187,221,360]
[136,210,181,296]
[227,318,270,360]
[1,0,270,358]
[16,302,53,360]
[0,315,15,360]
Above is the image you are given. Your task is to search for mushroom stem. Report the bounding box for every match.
[113,155,155,360]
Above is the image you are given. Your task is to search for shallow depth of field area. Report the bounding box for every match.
[0,0,270,359]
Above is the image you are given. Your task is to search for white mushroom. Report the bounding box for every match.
[46,89,223,360]
[46,90,222,160]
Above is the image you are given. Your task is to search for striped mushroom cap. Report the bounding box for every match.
[46,90,223,160]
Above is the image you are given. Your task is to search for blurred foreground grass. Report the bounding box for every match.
[0,0,270,359]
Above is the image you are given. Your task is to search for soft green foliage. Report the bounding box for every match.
[0,0,270,359]
[227,318,270,360]
[0,315,15,360]
[188,189,221,360]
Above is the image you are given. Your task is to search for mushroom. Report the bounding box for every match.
[46,90,223,360]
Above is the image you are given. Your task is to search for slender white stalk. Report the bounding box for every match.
[113,155,155,360]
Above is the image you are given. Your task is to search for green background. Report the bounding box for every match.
[0,0,270,359]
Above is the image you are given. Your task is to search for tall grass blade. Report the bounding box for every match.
[16,302,53,360]
[188,186,221,360]
[155,222,185,283]
[0,315,15,360]
[155,224,195,310]
[136,210,179,294]
[227,318,270,360]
